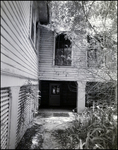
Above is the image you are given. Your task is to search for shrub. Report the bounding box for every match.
[52,103,117,149]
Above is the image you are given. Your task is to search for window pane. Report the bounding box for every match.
[31,21,34,43]
[55,34,72,66]
[87,49,97,67]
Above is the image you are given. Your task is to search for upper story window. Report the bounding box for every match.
[87,35,98,67]
[31,8,35,43]
[87,34,116,69]
[29,2,37,53]
[55,34,72,66]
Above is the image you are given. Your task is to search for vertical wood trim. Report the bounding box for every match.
[77,81,86,113]
[53,32,56,66]
[37,24,40,77]
[9,87,20,149]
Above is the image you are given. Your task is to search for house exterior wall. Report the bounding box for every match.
[1,1,39,149]
[38,25,116,113]
[38,26,89,112]
[38,25,109,82]
[39,26,79,81]
[1,1,38,85]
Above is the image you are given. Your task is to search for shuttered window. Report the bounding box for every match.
[0,87,11,149]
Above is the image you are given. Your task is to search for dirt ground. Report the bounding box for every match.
[16,111,75,149]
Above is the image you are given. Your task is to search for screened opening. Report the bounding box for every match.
[85,82,116,108]
[55,34,72,66]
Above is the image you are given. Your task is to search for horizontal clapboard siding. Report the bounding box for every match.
[39,26,100,82]
[0,87,11,149]
[39,26,82,81]
[1,1,38,80]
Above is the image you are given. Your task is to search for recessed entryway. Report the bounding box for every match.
[39,81,77,110]
[49,83,61,106]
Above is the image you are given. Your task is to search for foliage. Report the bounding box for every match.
[47,4,117,148]
[48,1,117,40]
[25,79,40,101]
[85,81,116,108]
[52,104,117,149]
[47,1,117,81]
[18,80,40,132]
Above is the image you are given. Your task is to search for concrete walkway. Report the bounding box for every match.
[16,108,75,149]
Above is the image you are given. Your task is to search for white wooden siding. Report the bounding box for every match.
[1,1,38,82]
[39,26,89,81]
[39,26,109,82]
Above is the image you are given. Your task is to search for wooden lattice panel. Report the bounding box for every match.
[0,87,11,149]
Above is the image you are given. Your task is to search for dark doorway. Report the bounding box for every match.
[39,81,77,109]
[49,83,60,106]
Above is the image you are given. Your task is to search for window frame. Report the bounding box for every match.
[87,48,98,68]
[54,33,72,67]
[29,1,37,54]
[87,35,98,68]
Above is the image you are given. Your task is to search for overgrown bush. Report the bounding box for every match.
[52,104,117,149]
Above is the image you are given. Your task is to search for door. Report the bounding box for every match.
[49,84,60,106]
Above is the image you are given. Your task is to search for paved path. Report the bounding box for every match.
[16,111,75,149]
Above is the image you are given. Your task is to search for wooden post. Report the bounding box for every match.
[8,86,20,149]
[77,81,86,113]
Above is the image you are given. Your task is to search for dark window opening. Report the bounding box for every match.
[51,85,60,95]
[29,2,37,53]
[31,20,34,43]
[55,34,72,66]
[87,35,98,67]
[87,48,97,67]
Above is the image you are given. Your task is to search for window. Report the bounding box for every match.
[55,34,72,66]
[51,85,60,95]
[87,35,98,67]
[87,48,97,67]
[31,10,34,43]
[87,34,110,68]
[29,2,37,53]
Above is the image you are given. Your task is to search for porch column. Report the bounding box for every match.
[77,81,86,113]
[9,86,20,149]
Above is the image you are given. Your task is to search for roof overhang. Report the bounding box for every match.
[38,1,49,24]
[34,1,49,25]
